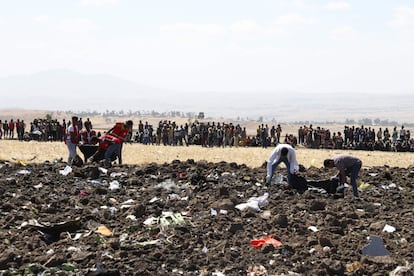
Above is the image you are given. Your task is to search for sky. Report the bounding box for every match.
[0,0,414,95]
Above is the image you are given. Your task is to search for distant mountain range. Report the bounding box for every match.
[0,69,413,123]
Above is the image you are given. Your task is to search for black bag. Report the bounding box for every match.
[290,174,308,192]
[291,174,340,194]
[307,178,339,194]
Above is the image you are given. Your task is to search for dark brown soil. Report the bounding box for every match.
[0,160,413,275]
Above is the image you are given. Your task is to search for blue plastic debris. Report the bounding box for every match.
[361,235,389,256]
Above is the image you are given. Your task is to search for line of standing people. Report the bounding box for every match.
[0,119,26,140]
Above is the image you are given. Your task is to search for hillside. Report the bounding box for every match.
[1,70,414,123]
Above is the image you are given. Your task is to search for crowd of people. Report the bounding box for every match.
[297,124,414,152]
[1,116,413,153]
[131,120,413,152]
[0,117,94,142]
[133,120,295,148]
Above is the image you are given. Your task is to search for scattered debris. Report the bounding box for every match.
[250,235,283,249]
[361,236,390,257]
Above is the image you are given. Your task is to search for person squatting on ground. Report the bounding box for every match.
[266,143,299,186]
[324,154,362,198]
[101,120,133,167]
[87,135,113,163]
[65,116,79,166]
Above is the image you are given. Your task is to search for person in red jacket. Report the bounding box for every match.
[9,119,15,139]
[103,120,133,167]
[87,134,115,163]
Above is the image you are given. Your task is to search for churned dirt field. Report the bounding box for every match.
[0,152,413,275]
[0,111,414,275]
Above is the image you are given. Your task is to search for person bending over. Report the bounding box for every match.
[266,143,299,185]
[324,154,362,198]
[102,120,133,167]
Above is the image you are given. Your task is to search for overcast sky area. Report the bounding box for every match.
[0,0,413,95]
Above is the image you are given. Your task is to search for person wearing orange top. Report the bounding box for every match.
[103,120,133,167]
[9,119,15,139]
[86,134,117,163]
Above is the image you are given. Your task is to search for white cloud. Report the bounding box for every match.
[58,18,99,33]
[292,0,306,9]
[229,20,263,34]
[159,20,287,43]
[34,15,49,23]
[388,6,414,40]
[388,6,414,29]
[80,0,119,6]
[330,26,358,41]
[275,13,313,26]
[160,23,226,36]
[325,1,351,11]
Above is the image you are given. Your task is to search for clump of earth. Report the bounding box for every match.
[0,159,413,275]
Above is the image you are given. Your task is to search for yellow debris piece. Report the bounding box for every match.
[95,225,112,236]
[358,181,373,191]
[346,261,361,272]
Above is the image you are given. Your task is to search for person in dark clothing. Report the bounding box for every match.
[324,155,362,198]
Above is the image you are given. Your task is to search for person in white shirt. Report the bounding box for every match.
[65,116,79,166]
[266,143,299,185]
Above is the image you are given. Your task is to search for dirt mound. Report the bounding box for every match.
[0,160,413,275]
